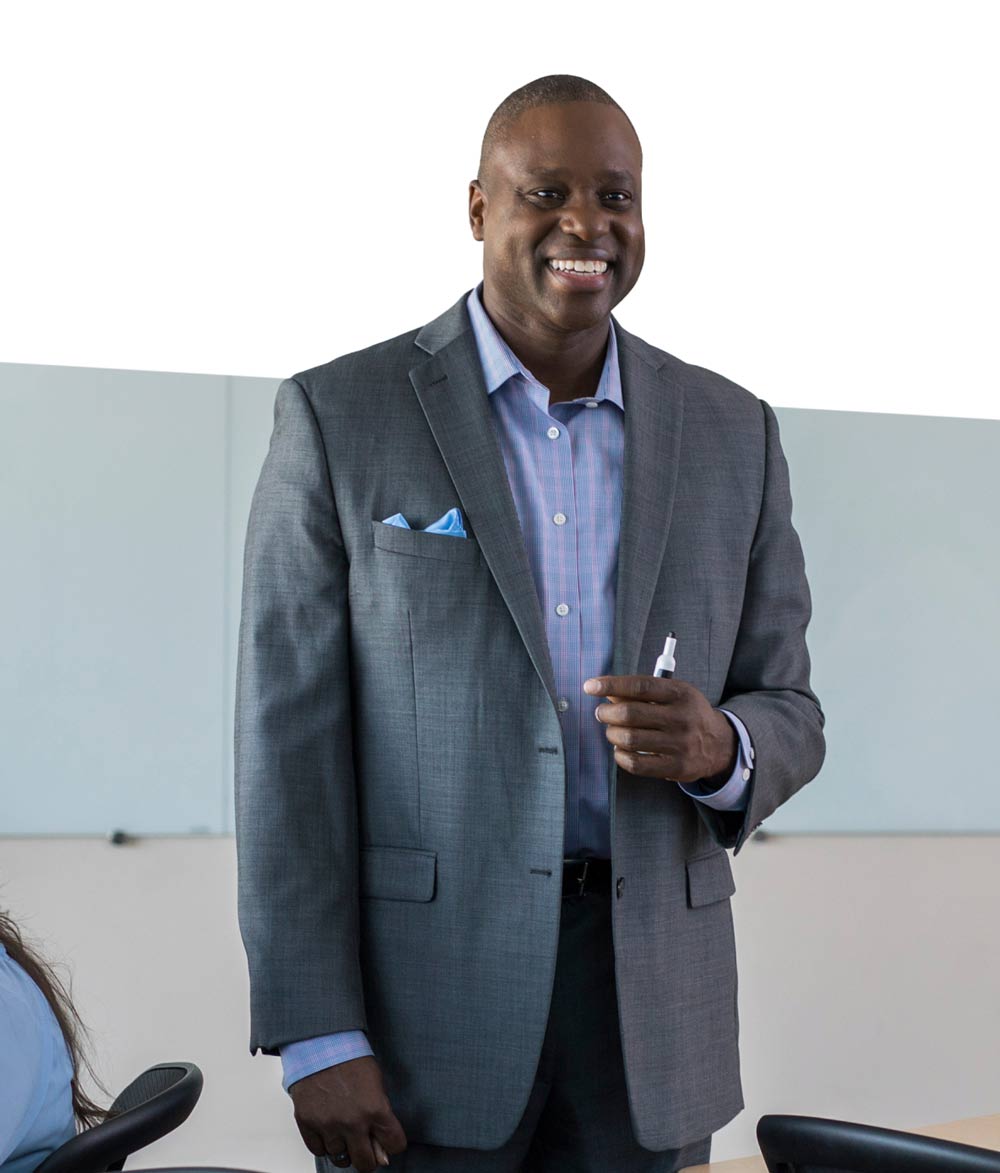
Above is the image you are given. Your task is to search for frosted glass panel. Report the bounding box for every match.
[2,362,997,833]
[0,363,277,835]
[767,408,999,832]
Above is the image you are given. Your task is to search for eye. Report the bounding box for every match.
[529,189,632,205]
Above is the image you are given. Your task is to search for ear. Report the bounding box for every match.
[468,180,486,241]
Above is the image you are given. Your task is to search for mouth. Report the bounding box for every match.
[545,257,614,291]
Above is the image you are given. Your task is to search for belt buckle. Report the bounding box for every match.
[577,858,589,897]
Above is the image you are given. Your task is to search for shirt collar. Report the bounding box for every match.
[465,281,623,409]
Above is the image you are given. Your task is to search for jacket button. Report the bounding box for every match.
[616,876,624,898]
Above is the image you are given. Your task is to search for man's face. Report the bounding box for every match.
[469,101,644,334]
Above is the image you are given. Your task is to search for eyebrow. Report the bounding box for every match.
[523,167,637,185]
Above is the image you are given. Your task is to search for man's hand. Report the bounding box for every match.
[288,1056,407,1172]
[584,675,737,786]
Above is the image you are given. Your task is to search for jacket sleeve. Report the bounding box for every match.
[695,397,826,854]
[234,376,367,1054]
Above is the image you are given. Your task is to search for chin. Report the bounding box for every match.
[546,297,612,328]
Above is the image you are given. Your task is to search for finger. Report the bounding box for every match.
[585,678,630,702]
[597,699,676,729]
[372,1114,408,1156]
[614,746,672,776]
[596,699,645,724]
[603,724,668,753]
[586,675,685,701]
[295,1122,328,1158]
[372,1112,407,1158]
[606,729,683,773]
[326,1136,351,1168]
[342,1128,378,1173]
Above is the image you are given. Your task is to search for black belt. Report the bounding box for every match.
[562,857,612,898]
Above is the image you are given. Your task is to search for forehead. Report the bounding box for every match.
[497,101,641,180]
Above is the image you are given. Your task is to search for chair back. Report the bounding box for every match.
[757,1114,1000,1172]
[34,1061,203,1173]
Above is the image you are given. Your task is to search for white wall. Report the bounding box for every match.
[2,834,998,1169]
[2,2,998,422]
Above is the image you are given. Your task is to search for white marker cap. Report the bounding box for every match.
[654,631,676,675]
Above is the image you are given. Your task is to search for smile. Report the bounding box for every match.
[547,258,610,274]
[546,258,613,289]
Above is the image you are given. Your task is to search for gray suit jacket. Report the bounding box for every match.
[234,288,825,1151]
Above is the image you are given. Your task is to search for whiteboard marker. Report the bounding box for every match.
[653,631,676,679]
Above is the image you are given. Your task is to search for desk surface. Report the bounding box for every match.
[684,1112,1000,1171]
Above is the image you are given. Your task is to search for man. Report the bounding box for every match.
[235,75,825,1173]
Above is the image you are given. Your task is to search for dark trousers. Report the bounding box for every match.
[327,885,711,1172]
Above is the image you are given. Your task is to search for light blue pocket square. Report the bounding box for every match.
[381,506,467,538]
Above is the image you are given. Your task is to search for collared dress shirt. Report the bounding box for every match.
[279,283,755,1089]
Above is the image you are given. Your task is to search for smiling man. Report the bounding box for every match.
[236,75,825,1173]
[470,97,645,408]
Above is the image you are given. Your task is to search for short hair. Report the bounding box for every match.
[476,74,641,191]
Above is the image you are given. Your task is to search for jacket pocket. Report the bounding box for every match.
[686,848,736,908]
[360,845,437,902]
[371,519,481,564]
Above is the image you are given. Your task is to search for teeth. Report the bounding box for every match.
[548,259,609,274]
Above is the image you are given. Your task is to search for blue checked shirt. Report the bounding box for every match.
[279,283,755,1090]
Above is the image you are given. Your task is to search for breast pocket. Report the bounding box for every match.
[367,517,501,620]
[371,519,482,565]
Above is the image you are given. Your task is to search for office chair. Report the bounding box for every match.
[757,1114,1000,1172]
[34,1061,203,1173]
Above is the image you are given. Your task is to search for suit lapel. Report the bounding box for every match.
[409,291,685,709]
[610,322,686,681]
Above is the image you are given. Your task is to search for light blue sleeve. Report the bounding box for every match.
[0,990,42,1165]
[677,709,754,812]
[0,946,75,1172]
[279,1030,374,1092]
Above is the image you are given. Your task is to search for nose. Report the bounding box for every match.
[558,192,612,242]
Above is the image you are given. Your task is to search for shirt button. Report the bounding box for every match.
[553,512,567,526]
[547,425,560,439]
[556,697,569,713]
[742,767,751,781]
[749,747,755,760]
[555,603,570,617]
[616,876,624,898]
[584,399,599,408]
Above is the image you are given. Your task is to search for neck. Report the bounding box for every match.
[481,284,610,402]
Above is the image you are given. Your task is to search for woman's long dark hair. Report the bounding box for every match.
[0,908,110,1129]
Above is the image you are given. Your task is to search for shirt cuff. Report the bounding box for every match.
[279,1030,374,1092]
[677,709,754,812]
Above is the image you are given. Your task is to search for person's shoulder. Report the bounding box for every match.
[286,290,474,406]
[0,946,60,1042]
[289,322,426,394]
[617,322,764,416]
